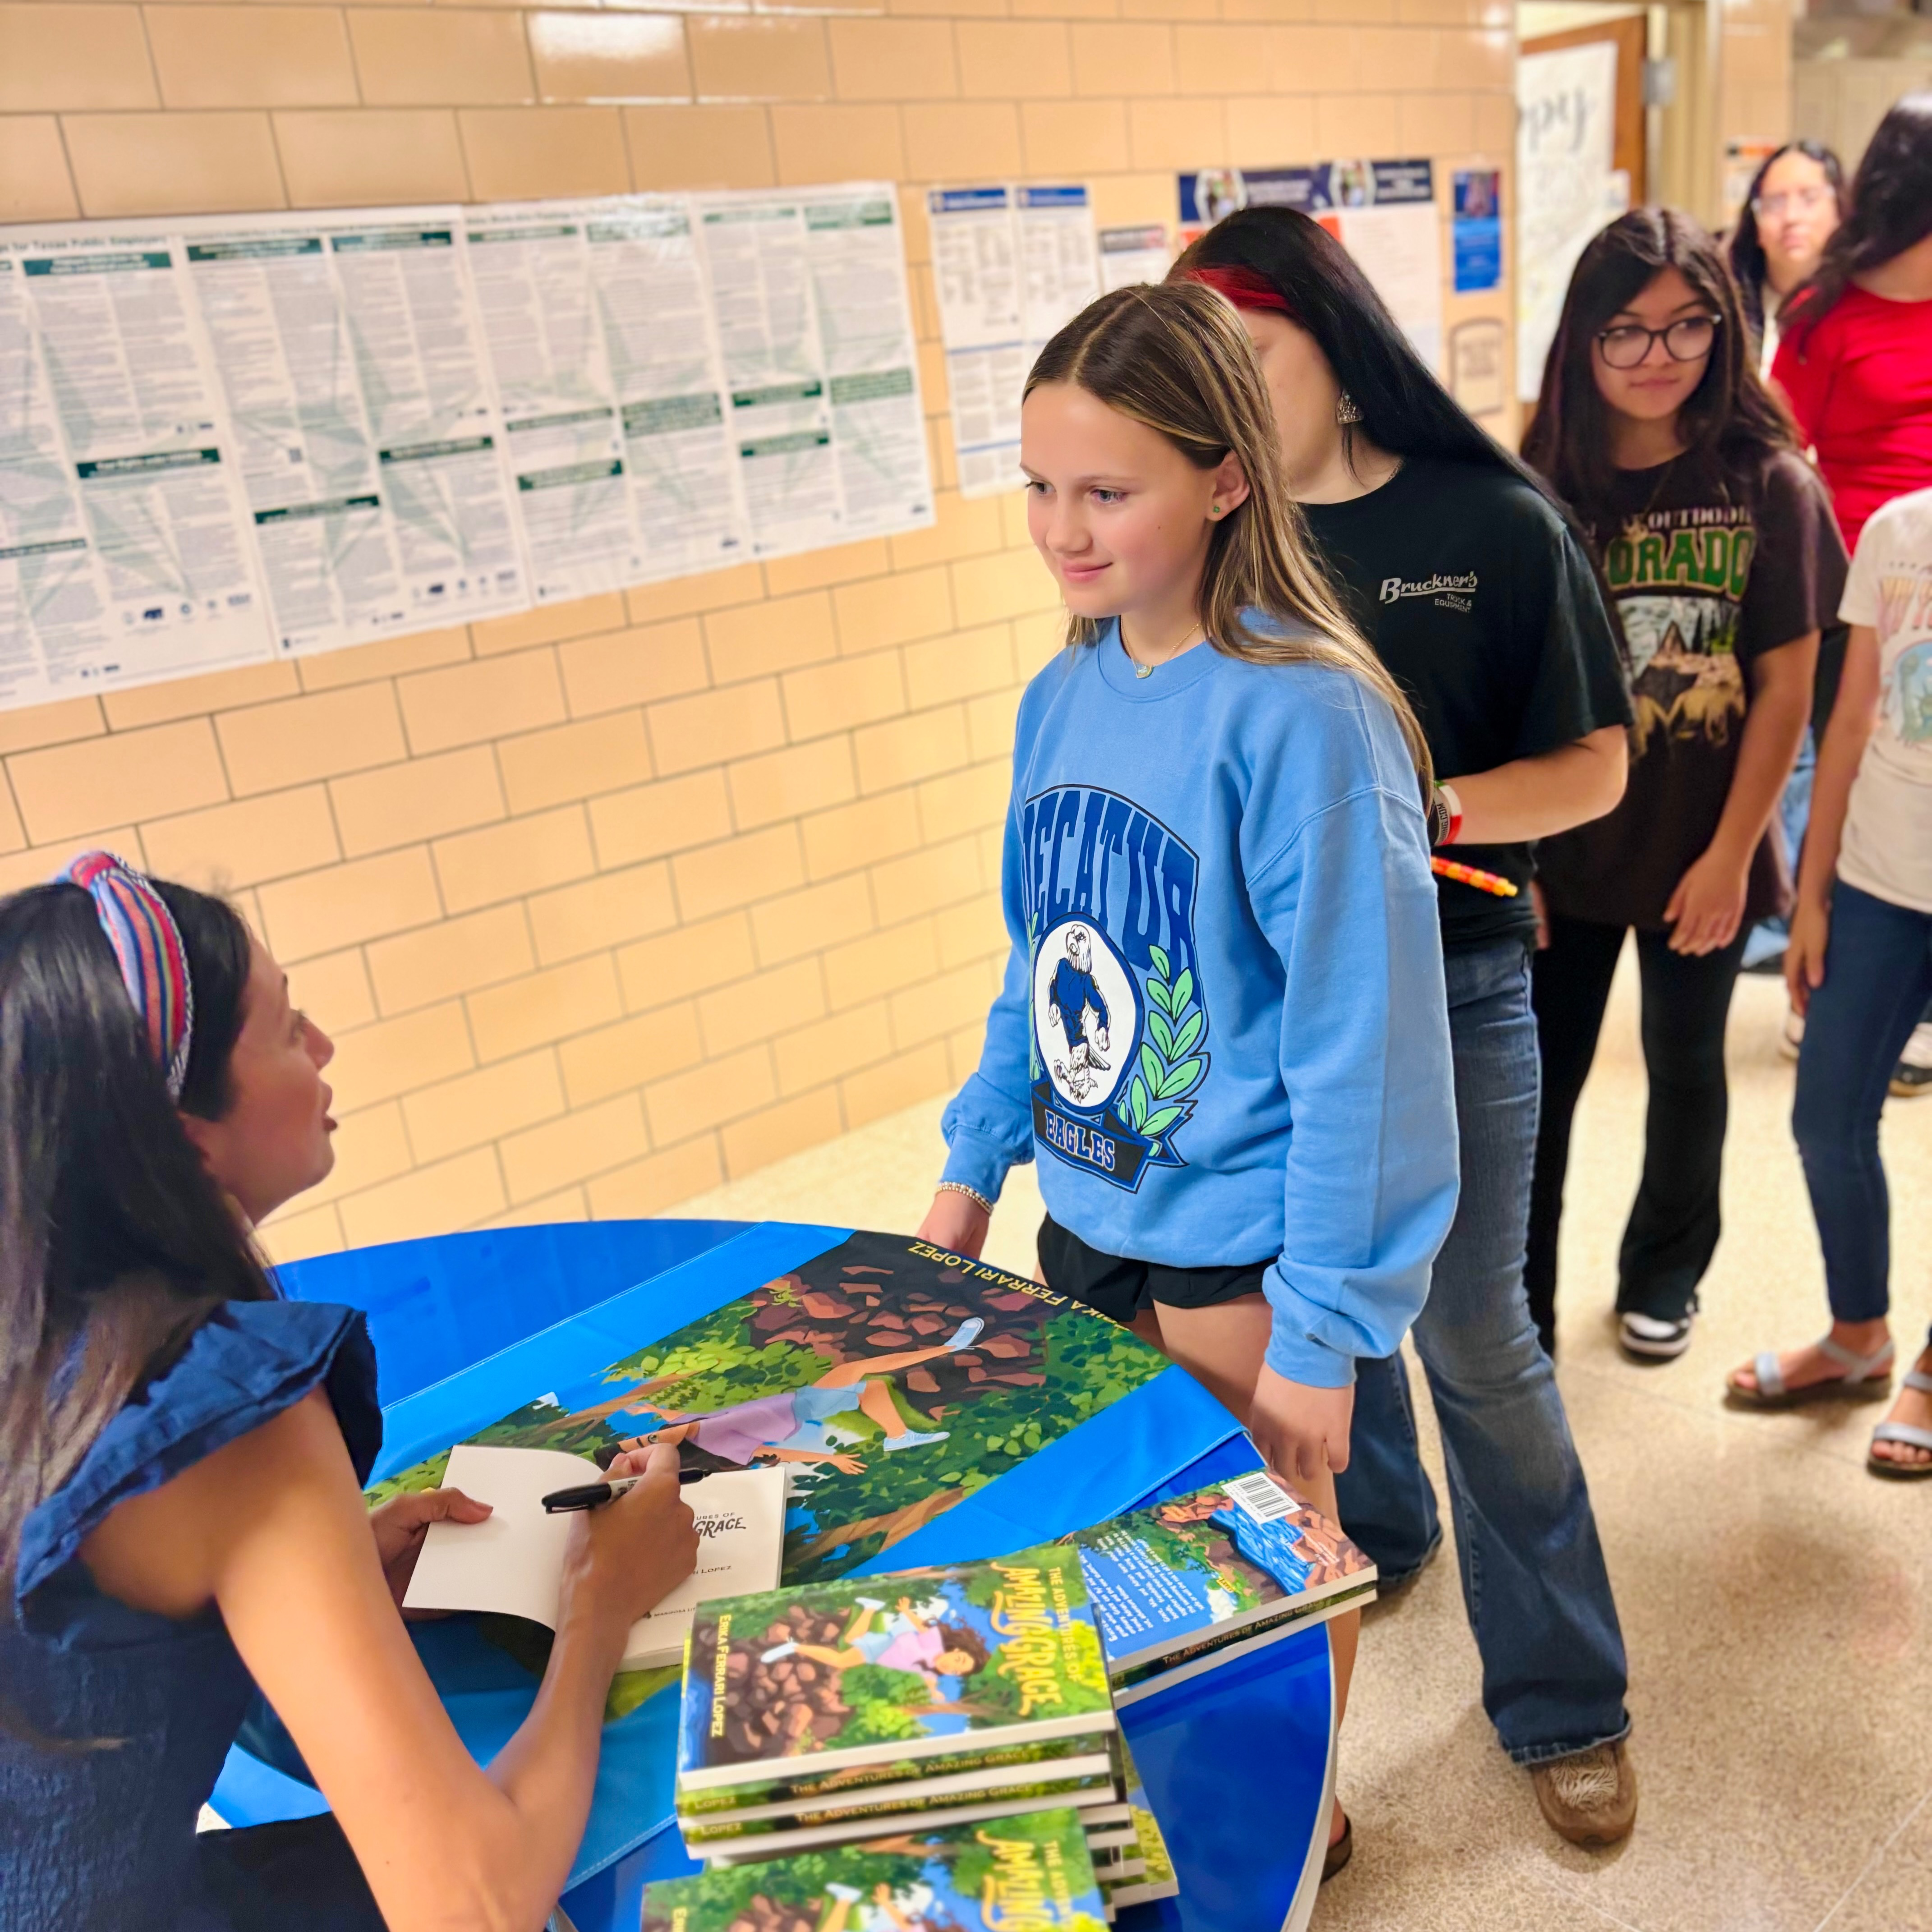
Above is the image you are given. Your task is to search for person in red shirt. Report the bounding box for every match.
[1772,93,1932,557]
[1772,92,1932,1095]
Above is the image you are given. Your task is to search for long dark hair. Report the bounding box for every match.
[1174,207,1551,497]
[1726,140,1846,344]
[0,876,267,1577]
[1522,208,1796,520]
[1782,93,1932,351]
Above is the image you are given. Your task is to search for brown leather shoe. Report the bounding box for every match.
[1530,1739,1638,1847]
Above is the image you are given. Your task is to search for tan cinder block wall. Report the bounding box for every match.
[1720,0,1795,166]
[0,0,1517,1264]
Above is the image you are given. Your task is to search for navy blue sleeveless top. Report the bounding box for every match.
[0,1299,381,1932]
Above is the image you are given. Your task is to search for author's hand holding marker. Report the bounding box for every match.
[562,1443,700,1671]
[542,1467,710,1512]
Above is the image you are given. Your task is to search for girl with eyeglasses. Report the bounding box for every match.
[1727,140,1845,377]
[1522,211,1846,1366]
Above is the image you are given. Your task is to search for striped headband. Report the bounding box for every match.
[1183,264,1298,320]
[58,851,196,1102]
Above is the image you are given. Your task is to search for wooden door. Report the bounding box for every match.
[1520,13,1649,207]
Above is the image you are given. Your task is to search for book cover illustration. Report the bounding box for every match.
[368,1232,1168,1592]
[679,1547,1112,1787]
[642,1807,1110,1932]
[1065,1467,1374,1678]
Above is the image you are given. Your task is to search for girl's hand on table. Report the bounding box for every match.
[368,1488,493,1609]
[1249,1365,1354,1486]
[916,1189,990,1260]
[563,1443,700,1650]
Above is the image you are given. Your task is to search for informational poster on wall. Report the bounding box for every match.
[1098,225,1171,292]
[1516,42,1618,400]
[0,183,930,713]
[929,184,1100,498]
[1451,170,1503,294]
[1175,160,1445,375]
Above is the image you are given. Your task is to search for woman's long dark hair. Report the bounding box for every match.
[1173,206,1551,497]
[0,876,267,1577]
[1726,140,1846,345]
[1782,93,1932,351]
[1522,207,1797,521]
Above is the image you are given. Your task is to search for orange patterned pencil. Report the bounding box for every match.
[1431,856,1519,898]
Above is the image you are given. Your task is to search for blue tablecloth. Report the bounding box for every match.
[216,1220,1333,1932]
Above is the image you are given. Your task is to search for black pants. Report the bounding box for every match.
[1527,913,1749,1349]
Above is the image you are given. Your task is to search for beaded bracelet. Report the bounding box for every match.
[936,1180,994,1214]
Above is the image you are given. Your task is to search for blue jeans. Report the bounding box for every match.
[1335,939,1630,1764]
[1793,880,1932,1333]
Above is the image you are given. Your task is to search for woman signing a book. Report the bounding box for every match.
[0,856,701,1932]
[917,281,1460,1878]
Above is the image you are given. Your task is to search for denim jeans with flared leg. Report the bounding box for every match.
[1335,938,1631,1764]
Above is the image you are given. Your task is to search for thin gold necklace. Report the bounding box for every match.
[1125,621,1204,679]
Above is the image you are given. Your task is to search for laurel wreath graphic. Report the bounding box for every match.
[1124,943,1207,1155]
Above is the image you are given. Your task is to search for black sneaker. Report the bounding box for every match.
[1619,1307,1695,1362]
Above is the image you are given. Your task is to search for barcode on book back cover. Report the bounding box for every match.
[1222,1472,1293,1523]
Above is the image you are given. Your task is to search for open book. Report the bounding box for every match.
[402,1445,786,1671]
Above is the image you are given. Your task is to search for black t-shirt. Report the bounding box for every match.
[1536,450,1848,930]
[1302,456,1633,950]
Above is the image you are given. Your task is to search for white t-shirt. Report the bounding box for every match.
[1837,485,1932,912]
[1758,288,1784,381]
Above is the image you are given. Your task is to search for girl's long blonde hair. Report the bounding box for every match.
[1025,280,1432,782]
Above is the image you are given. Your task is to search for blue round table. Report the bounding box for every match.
[212,1220,1335,1932]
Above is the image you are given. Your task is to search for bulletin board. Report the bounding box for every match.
[1176,159,1446,377]
[0,183,932,714]
[926,184,1102,500]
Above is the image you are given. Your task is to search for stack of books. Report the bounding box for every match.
[1066,1465,1376,1705]
[1078,1736,1178,1918]
[644,1807,1113,1932]
[675,1545,1124,1861]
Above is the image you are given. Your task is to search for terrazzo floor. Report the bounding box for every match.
[672,945,1932,1932]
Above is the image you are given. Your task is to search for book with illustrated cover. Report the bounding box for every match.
[643,1808,1111,1932]
[1065,1467,1375,1702]
[403,1449,785,1671]
[702,1790,1119,1864]
[676,1730,1118,1820]
[680,1758,1118,1848]
[368,1231,1171,1597]
[1081,1735,1177,1906]
[677,1546,1114,1794]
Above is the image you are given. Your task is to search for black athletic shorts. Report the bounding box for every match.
[1037,1214,1271,1325]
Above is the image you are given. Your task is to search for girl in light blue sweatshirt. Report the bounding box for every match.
[915,282,1458,1873]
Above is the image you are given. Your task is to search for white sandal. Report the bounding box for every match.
[1868,1367,1932,1480]
[1726,1334,1895,1409]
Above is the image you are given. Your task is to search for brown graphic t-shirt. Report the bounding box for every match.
[1537,450,1846,931]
